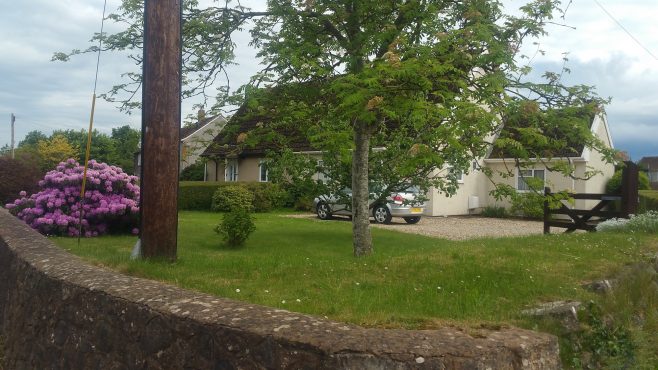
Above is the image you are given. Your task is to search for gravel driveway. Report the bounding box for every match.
[288,214,544,240]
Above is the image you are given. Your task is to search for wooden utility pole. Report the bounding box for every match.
[139,0,181,260]
[10,113,15,159]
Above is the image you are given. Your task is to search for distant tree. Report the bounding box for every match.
[53,129,115,165]
[110,125,141,173]
[37,135,78,171]
[18,130,48,148]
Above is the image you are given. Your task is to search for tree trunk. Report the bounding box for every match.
[352,122,373,257]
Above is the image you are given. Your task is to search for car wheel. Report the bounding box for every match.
[372,205,392,224]
[403,216,421,224]
[316,202,332,220]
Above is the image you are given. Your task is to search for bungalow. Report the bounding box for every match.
[426,111,615,216]
[201,99,615,216]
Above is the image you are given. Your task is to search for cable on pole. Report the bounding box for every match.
[78,0,108,244]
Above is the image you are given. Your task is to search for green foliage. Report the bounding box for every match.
[265,150,326,210]
[52,129,114,166]
[59,0,615,255]
[15,127,140,175]
[110,125,141,173]
[480,206,508,218]
[567,301,635,369]
[18,130,48,147]
[37,135,79,172]
[211,185,254,212]
[639,190,658,213]
[0,156,43,205]
[243,182,286,212]
[180,181,285,211]
[214,209,256,247]
[178,181,221,210]
[510,192,545,219]
[606,169,650,194]
[180,160,206,181]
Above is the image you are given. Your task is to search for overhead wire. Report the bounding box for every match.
[592,0,658,61]
[78,0,108,244]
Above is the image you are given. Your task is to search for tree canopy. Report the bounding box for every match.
[56,0,616,256]
[10,126,141,174]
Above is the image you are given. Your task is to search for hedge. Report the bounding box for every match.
[178,181,285,212]
[639,190,658,213]
[179,181,223,210]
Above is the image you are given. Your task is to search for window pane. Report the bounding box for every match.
[259,162,268,182]
[519,169,532,177]
[518,177,529,191]
[534,170,545,180]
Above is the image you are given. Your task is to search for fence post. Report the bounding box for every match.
[543,187,551,234]
[620,161,639,218]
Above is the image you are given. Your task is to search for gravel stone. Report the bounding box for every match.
[289,214,544,240]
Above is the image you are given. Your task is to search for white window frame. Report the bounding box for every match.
[448,166,465,184]
[258,160,269,182]
[225,159,239,182]
[517,168,545,192]
[317,160,328,183]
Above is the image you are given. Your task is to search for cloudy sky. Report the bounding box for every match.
[1,0,656,160]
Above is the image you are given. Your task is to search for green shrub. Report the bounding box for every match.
[639,190,658,213]
[0,156,43,206]
[480,205,508,218]
[510,192,545,219]
[180,161,205,181]
[214,209,256,247]
[606,169,650,194]
[244,182,286,212]
[178,181,221,210]
[293,195,315,211]
[211,185,254,212]
[596,211,658,234]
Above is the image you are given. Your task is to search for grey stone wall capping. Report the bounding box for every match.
[0,208,560,369]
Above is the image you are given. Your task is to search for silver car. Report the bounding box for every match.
[313,187,426,224]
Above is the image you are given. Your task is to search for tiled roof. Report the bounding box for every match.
[488,107,597,159]
[180,115,220,140]
[202,83,326,158]
[639,156,658,170]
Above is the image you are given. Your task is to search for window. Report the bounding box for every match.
[225,159,238,182]
[517,169,545,191]
[317,160,328,183]
[449,167,464,183]
[259,161,269,182]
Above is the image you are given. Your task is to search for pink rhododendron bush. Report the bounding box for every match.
[5,159,140,237]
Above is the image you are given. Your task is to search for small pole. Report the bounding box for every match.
[10,113,15,159]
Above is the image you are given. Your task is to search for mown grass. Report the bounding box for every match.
[51,211,658,331]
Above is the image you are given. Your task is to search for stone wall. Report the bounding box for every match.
[0,209,560,369]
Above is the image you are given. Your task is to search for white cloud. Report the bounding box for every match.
[1,0,656,160]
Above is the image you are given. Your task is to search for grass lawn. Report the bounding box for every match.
[52,211,658,330]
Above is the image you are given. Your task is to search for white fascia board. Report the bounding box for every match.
[581,112,613,161]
